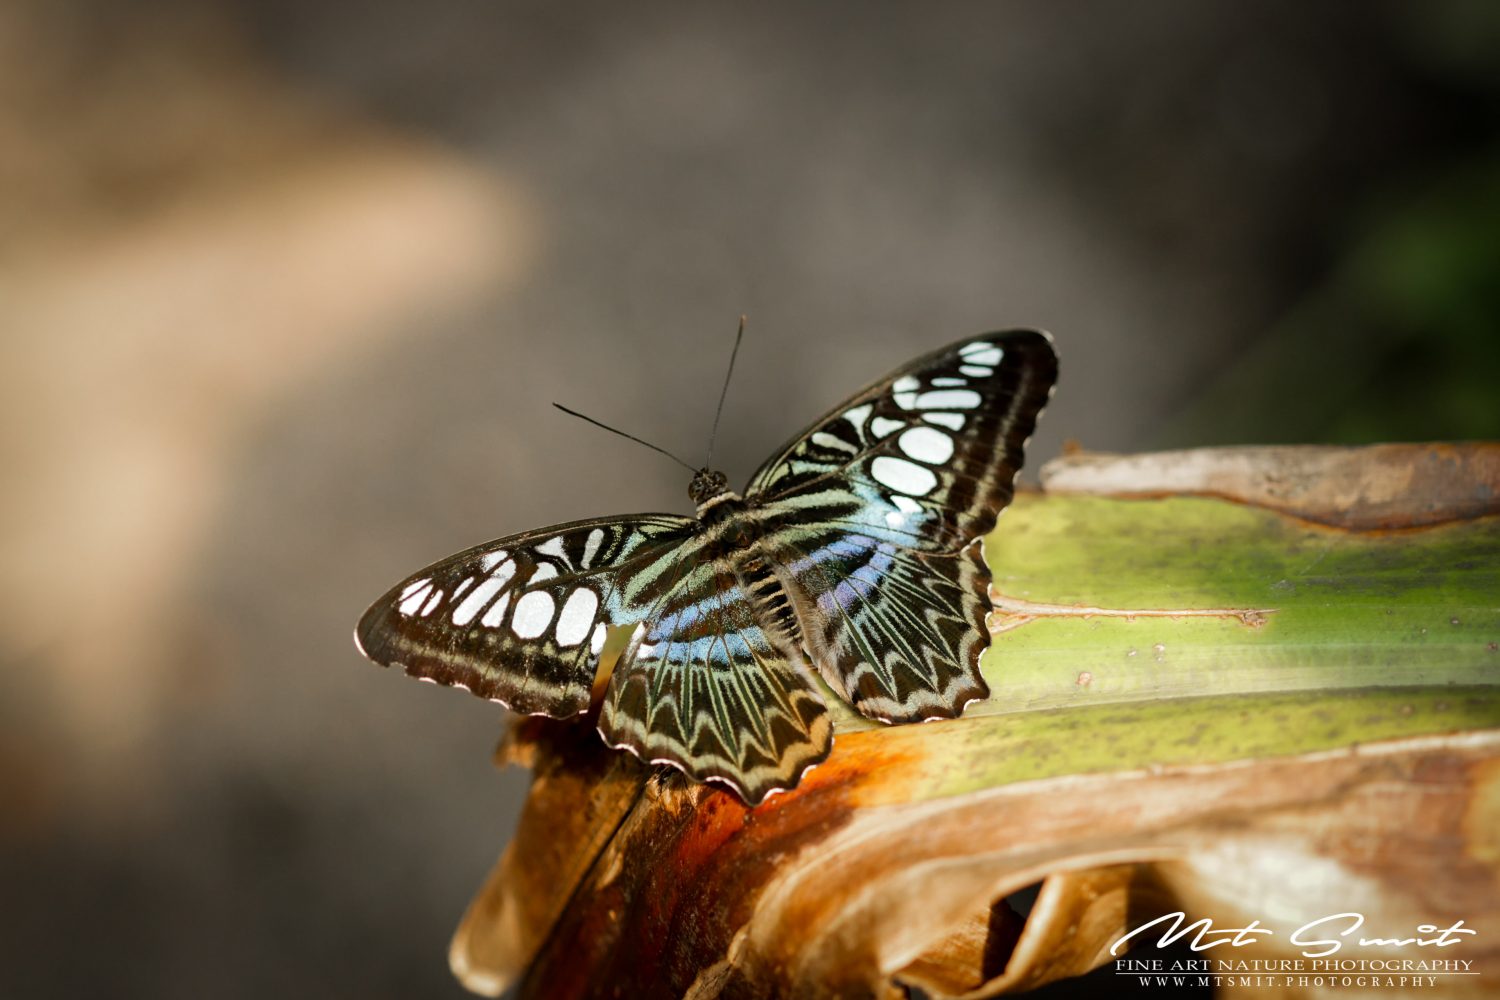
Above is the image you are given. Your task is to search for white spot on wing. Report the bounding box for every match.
[419,588,444,616]
[453,577,506,625]
[480,591,512,627]
[960,364,991,377]
[960,344,1002,365]
[479,551,509,572]
[489,560,517,588]
[917,389,981,410]
[871,416,904,438]
[812,431,855,452]
[871,456,938,495]
[932,377,965,386]
[512,591,555,639]
[899,426,954,464]
[892,494,923,514]
[451,577,475,600]
[925,412,965,430]
[536,537,566,558]
[892,374,921,410]
[590,622,608,654]
[555,589,599,647]
[530,563,559,582]
[400,578,432,599]
[398,583,433,616]
[843,403,873,430]
[581,528,605,568]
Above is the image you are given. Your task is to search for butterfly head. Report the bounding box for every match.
[688,467,732,507]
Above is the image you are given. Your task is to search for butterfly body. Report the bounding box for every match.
[357,331,1058,803]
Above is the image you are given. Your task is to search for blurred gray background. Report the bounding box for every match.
[2,1,1496,997]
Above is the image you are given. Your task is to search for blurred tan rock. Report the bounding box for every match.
[0,3,533,770]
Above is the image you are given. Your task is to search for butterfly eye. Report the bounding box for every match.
[688,469,729,505]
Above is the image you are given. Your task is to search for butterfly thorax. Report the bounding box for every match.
[689,469,763,552]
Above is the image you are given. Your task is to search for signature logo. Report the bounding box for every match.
[1110,912,1476,959]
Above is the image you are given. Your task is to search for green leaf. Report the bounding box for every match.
[458,446,1500,1000]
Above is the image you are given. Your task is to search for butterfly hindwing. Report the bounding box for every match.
[598,547,831,804]
[749,331,1057,724]
[766,532,991,723]
[356,515,694,718]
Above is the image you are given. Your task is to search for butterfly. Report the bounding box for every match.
[355,330,1058,804]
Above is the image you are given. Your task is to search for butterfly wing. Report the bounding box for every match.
[598,545,831,805]
[765,531,994,724]
[357,512,831,802]
[355,514,695,718]
[747,330,1058,723]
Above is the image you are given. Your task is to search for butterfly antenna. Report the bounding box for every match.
[704,315,747,467]
[552,403,697,473]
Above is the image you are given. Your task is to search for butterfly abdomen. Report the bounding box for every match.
[697,499,808,652]
[737,552,806,654]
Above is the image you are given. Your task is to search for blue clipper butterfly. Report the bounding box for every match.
[355,331,1058,804]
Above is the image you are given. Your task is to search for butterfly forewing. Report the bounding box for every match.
[747,331,1057,723]
[749,331,1056,549]
[356,515,694,718]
